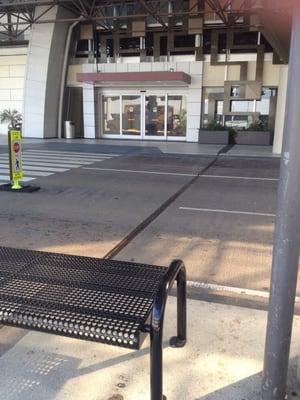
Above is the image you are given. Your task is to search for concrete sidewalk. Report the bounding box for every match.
[1,298,299,400]
[0,135,280,158]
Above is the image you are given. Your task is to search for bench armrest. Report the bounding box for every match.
[151,259,186,332]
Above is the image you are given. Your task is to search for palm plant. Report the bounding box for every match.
[0,109,22,129]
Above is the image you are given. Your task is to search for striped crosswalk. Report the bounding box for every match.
[0,149,119,184]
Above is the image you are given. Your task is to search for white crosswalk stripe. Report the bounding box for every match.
[0,149,118,184]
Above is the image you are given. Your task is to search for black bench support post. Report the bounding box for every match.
[170,267,187,348]
[150,260,187,400]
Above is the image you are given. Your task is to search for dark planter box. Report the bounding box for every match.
[234,131,273,146]
[198,130,229,145]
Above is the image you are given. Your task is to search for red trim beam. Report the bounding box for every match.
[77,71,191,85]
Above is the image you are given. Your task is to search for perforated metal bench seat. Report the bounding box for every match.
[0,246,187,400]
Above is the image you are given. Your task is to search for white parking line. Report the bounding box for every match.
[186,280,300,303]
[0,160,83,168]
[179,206,276,217]
[21,165,69,172]
[83,167,197,177]
[201,174,278,181]
[82,167,278,181]
[0,168,53,176]
[27,150,119,158]
[0,175,34,182]
[0,155,105,164]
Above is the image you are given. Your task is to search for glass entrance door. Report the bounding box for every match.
[101,92,187,140]
[121,95,142,136]
[145,95,166,138]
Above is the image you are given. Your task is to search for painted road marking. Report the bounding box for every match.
[27,150,119,158]
[0,149,118,183]
[0,175,34,182]
[0,168,53,176]
[201,174,278,181]
[0,159,87,168]
[82,167,278,181]
[186,280,300,303]
[83,167,197,177]
[179,206,276,217]
[0,155,106,164]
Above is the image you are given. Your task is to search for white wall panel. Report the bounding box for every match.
[0,51,26,134]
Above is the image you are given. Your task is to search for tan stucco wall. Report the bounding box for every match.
[67,64,82,86]
[202,59,282,87]
[202,63,225,86]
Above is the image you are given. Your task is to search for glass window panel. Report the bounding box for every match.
[145,96,165,136]
[225,115,252,129]
[230,100,255,113]
[216,100,223,115]
[102,96,120,135]
[167,96,187,137]
[122,95,141,135]
[204,98,209,115]
[256,98,270,115]
[231,86,240,97]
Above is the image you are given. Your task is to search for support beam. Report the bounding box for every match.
[262,1,300,399]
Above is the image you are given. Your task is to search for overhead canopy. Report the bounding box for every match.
[0,0,295,62]
[77,71,192,87]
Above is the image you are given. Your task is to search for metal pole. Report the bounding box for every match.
[262,2,300,399]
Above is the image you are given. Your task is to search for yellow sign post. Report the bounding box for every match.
[8,130,23,190]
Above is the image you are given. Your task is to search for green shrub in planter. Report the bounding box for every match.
[199,120,229,144]
[206,120,227,131]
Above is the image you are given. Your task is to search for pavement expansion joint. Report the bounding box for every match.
[104,152,223,260]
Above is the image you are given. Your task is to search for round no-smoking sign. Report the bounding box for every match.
[13,142,20,153]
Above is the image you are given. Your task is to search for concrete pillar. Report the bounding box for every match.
[186,61,203,142]
[83,84,97,139]
[273,65,289,154]
[23,6,72,138]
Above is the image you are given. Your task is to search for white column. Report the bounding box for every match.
[273,65,289,154]
[83,84,97,139]
[23,6,72,138]
[186,61,203,142]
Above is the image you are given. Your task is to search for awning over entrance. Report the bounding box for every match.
[77,71,191,87]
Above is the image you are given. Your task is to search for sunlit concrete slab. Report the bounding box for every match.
[84,153,215,175]
[0,298,299,400]
[115,207,275,292]
[206,156,280,179]
[226,145,280,158]
[0,160,196,257]
[115,177,278,292]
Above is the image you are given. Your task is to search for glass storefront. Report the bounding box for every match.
[101,93,187,140]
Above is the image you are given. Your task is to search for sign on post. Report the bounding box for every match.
[8,130,23,190]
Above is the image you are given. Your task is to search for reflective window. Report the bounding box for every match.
[145,96,165,136]
[102,96,120,135]
[231,86,240,97]
[167,96,187,137]
[231,100,255,113]
[225,115,254,130]
[122,96,141,135]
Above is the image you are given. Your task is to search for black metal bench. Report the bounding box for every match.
[0,246,187,400]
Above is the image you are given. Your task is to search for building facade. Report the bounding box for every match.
[0,1,291,153]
